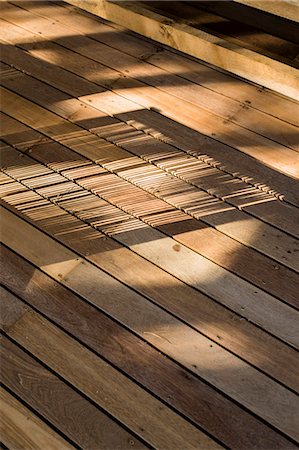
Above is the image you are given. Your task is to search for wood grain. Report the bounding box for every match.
[1,206,299,442]
[1,50,298,239]
[10,0,299,126]
[1,4,299,171]
[0,387,74,450]
[2,145,299,347]
[2,22,299,206]
[2,181,299,394]
[0,334,147,450]
[1,297,222,450]
[1,268,293,448]
[1,85,299,277]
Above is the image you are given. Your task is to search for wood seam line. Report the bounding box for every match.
[1,246,298,445]
[1,8,299,167]
[1,26,298,204]
[0,329,229,449]
[1,89,298,274]
[8,0,299,100]
[1,169,298,357]
[2,13,298,158]
[0,334,186,450]
[2,179,299,379]
[57,0,299,100]
[0,56,293,210]
[0,58,293,214]
[2,132,299,305]
[5,199,299,396]
[8,0,299,126]
[0,385,78,450]
[59,0,299,120]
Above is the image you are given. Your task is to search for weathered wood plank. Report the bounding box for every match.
[1,268,297,448]
[0,387,74,450]
[1,45,298,212]
[1,204,299,440]
[2,111,299,313]
[6,0,299,148]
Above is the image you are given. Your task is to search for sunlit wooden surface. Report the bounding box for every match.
[1,1,299,449]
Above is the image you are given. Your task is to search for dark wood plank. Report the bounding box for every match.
[185,1,299,44]
[144,1,299,62]
[0,334,148,450]
[1,242,297,448]
[0,295,221,449]
[0,387,74,450]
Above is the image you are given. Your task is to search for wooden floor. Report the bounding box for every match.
[1,1,299,449]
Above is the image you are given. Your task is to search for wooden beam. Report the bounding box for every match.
[65,0,299,100]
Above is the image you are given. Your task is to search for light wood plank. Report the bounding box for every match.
[29,0,299,126]
[0,387,74,450]
[61,0,299,99]
[6,0,299,148]
[2,142,299,346]
[1,44,298,212]
[1,9,299,177]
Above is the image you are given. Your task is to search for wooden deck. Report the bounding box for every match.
[1,1,299,449]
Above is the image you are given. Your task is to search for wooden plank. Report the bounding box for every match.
[2,187,299,396]
[0,387,74,450]
[1,87,299,275]
[1,10,299,175]
[1,51,298,238]
[234,0,299,23]
[28,0,299,127]
[4,206,297,438]
[1,113,299,314]
[1,269,297,448]
[61,0,299,99]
